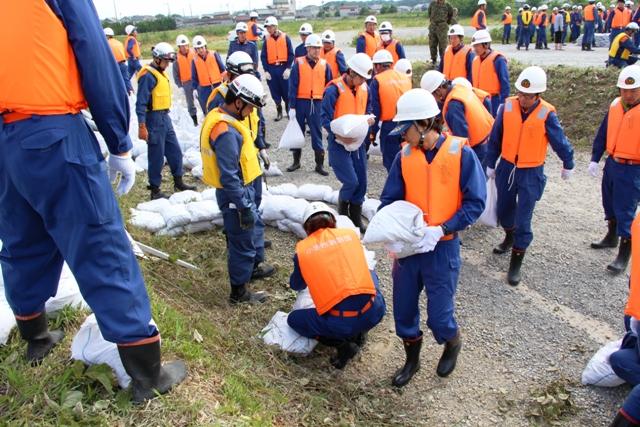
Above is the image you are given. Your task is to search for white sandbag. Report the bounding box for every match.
[264,162,284,177]
[137,198,171,214]
[261,195,294,222]
[581,339,626,387]
[336,216,361,238]
[45,263,89,312]
[268,183,298,197]
[292,288,315,311]
[324,190,339,205]
[169,190,202,205]
[278,110,306,149]
[364,249,377,270]
[367,130,382,156]
[296,184,334,201]
[363,201,425,244]
[478,177,498,227]
[201,188,216,200]
[182,149,202,170]
[134,152,148,171]
[159,204,191,229]
[186,200,221,223]
[157,226,185,237]
[362,198,381,221]
[131,140,148,159]
[261,311,317,355]
[282,199,309,224]
[191,164,203,179]
[185,221,215,234]
[0,288,15,346]
[128,209,166,233]
[330,114,374,152]
[281,218,307,239]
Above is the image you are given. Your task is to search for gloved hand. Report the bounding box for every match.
[138,123,149,142]
[337,136,360,145]
[259,149,271,170]
[264,71,272,81]
[283,68,291,80]
[561,168,574,181]
[108,152,136,196]
[486,167,496,179]
[384,241,404,254]
[412,226,444,253]
[588,161,599,177]
[367,117,376,126]
[239,208,255,230]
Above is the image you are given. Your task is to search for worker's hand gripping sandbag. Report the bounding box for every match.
[330,114,376,151]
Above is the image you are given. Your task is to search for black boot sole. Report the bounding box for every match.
[392,364,420,388]
[590,241,619,249]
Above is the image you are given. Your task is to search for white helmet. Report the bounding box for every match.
[553,7,559,11]
[452,77,473,88]
[515,66,547,94]
[448,24,465,37]
[471,29,492,45]
[299,23,313,35]
[392,89,441,123]
[192,35,207,48]
[249,11,259,18]
[151,42,176,61]
[506,6,512,9]
[478,0,487,5]
[229,74,266,107]
[264,16,278,27]
[420,70,447,93]
[372,49,393,64]
[617,64,640,89]
[304,34,322,48]
[226,51,255,75]
[235,22,248,33]
[303,202,336,225]
[125,25,136,35]
[322,30,336,43]
[627,22,640,31]
[365,15,378,24]
[104,27,115,37]
[532,6,538,11]
[347,53,374,79]
[176,34,189,46]
[394,58,413,76]
[379,21,393,32]
[540,5,548,10]
[626,0,634,5]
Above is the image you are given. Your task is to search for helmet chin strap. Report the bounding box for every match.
[417,118,436,149]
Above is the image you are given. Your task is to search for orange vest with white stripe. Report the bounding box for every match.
[266,32,289,64]
[125,35,141,59]
[501,97,556,168]
[0,1,87,115]
[360,31,381,58]
[194,52,222,87]
[625,215,640,318]
[612,8,632,27]
[472,51,503,96]
[606,98,640,161]
[329,76,368,119]
[374,69,412,121]
[296,57,327,100]
[443,45,472,81]
[176,49,195,83]
[442,85,495,147]
[377,39,400,64]
[107,38,127,63]
[471,9,485,29]
[296,228,376,315]
[400,136,465,226]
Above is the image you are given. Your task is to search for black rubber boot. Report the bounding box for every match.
[592,220,619,249]
[149,185,168,200]
[117,339,187,404]
[338,199,350,216]
[493,229,514,254]
[392,336,422,388]
[507,249,525,286]
[190,114,198,126]
[286,149,301,172]
[264,240,272,249]
[274,103,283,122]
[608,238,632,274]
[436,333,462,377]
[173,175,196,192]
[284,101,290,119]
[349,203,367,233]
[318,338,359,369]
[16,313,64,365]
[610,411,640,426]
[351,332,368,347]
[251,262,276,280]
[314,151,329,176]
[229,284,267,304]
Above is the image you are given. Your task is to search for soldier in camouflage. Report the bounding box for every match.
[428,0,455,64]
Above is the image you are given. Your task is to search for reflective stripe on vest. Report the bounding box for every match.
[374,69,412,121]
[610,33,632,59]
[472,51,502,96]
[612,8,632,27]
[442,85,494,147]
[360,32,381,58]
[199,108,261,189]
[522,11,533,25]
[176,49,195,83]
[194,52,222,87]
[321,47,340,78]
[0,1,87,115]
[501,96,556,168]
[377,39,400,64]
[443,45,471,81]
[331,77,368,119]
[584,5,596,21]
[400,136,465,226]
[296,228,375,315]
[108,38,127,63]
[246,21,259,41]
[266,33,288,64]
[625,214,640,318]
[137,65,172,111]
[125,35,141,58]
[606,97,640,161]
[296,57,327,100]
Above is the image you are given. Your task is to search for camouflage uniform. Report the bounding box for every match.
[428,0,455,64]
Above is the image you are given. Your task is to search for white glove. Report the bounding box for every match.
[259,149,271,170]
[561,168,574,181]
[588,161,599,177]
[264,71,271,81]
[283,68,291,80]
[384,241,404,254]
[108,152,136,196]
[486,167,496,179]
[412,226,444,253]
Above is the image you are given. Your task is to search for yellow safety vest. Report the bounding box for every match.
[199,108,262,189]
[137,65,172,110]
[610,32,632,60]
[206,83,261,141]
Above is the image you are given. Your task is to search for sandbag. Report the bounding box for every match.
[330,114,374,152]
[581,339,626,387]
[201,188,217,200]
[296,184,333,201]
[268,183,298,197]
[45,263,90,313]
[362,200,425,258]
[261,311,317,355]
[128,209,166,233]
[278,110,305,149]
[264,162,284,177]
[186,200,220,223]
[134,152,149,171]
[169,190,202,205]
[261,195,294,222]
[0,287,15,346]
[131,140,148,158]
[185,221,215,234]
[282,199,310,224]
[182,149,202,170]
[292,288,315,311]
[137,198,171,213]
[478,177,498,227]
[337,215,361,238]
[278,218,307,239]
[362,198,381,221]
[191,164,203,179]
[159,204,191,229]
[324,190,339,205]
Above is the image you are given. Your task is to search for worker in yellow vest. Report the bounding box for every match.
[104,27,133,94]
[356,15,381,59]
[172,34,198,126]
[609,23,640,68]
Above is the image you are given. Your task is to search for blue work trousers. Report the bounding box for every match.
[181,81,197,117]
[266,65,289,105]
[571,24,581,42]
[392,238,461,343]
[537,27,548,48]
[515,26,522,44]
[623,385,640,423]
[503,24,512,43]
[380,121,402,172]
[0,114,156,344]
[127,58,141,80]
[583,21,595,47]
[601,156,640,238]
[196,84,219,115]
[293,99,324,152]
[117,62,133,93]
[146,111,184,188]
[495,159,547,250]
[611,331,640,385]
[489,95,503,117]
[328,136,367,204]
[472,142,488,170]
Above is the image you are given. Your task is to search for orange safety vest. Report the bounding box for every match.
[501,96,556,168]
[471,9,485,29]
[266,32,289,65]
[194,52,222,87]
[0,1,87,116]
[611,8,632,28]
[296,57,327,100]
[320,47,341,79]
[606,98,640,161]
[503,12,513,24]
[471,51,503,96]
[442,85,494,147]
[360,31,381,58]
[296,228,376,316]
[625,214,640,318]
[125,35,141,59]
[374,69,412,121]
[377,39,400,64]
[246,21,259,42]
[176,49,195,83]
[107,38,127,63]
[472,87,491,107]
[401,135,465,227]
[329,76,368,119]
[443,45,472,81]
[584,4,596,21]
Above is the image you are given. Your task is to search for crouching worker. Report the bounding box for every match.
[200,74,275,304]
[288,202,386,369]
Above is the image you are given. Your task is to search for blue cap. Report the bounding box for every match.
[389,121,413,136]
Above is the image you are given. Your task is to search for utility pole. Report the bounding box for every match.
[112,0,119,21]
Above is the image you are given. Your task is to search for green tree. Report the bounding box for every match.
[359,6,372,16]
